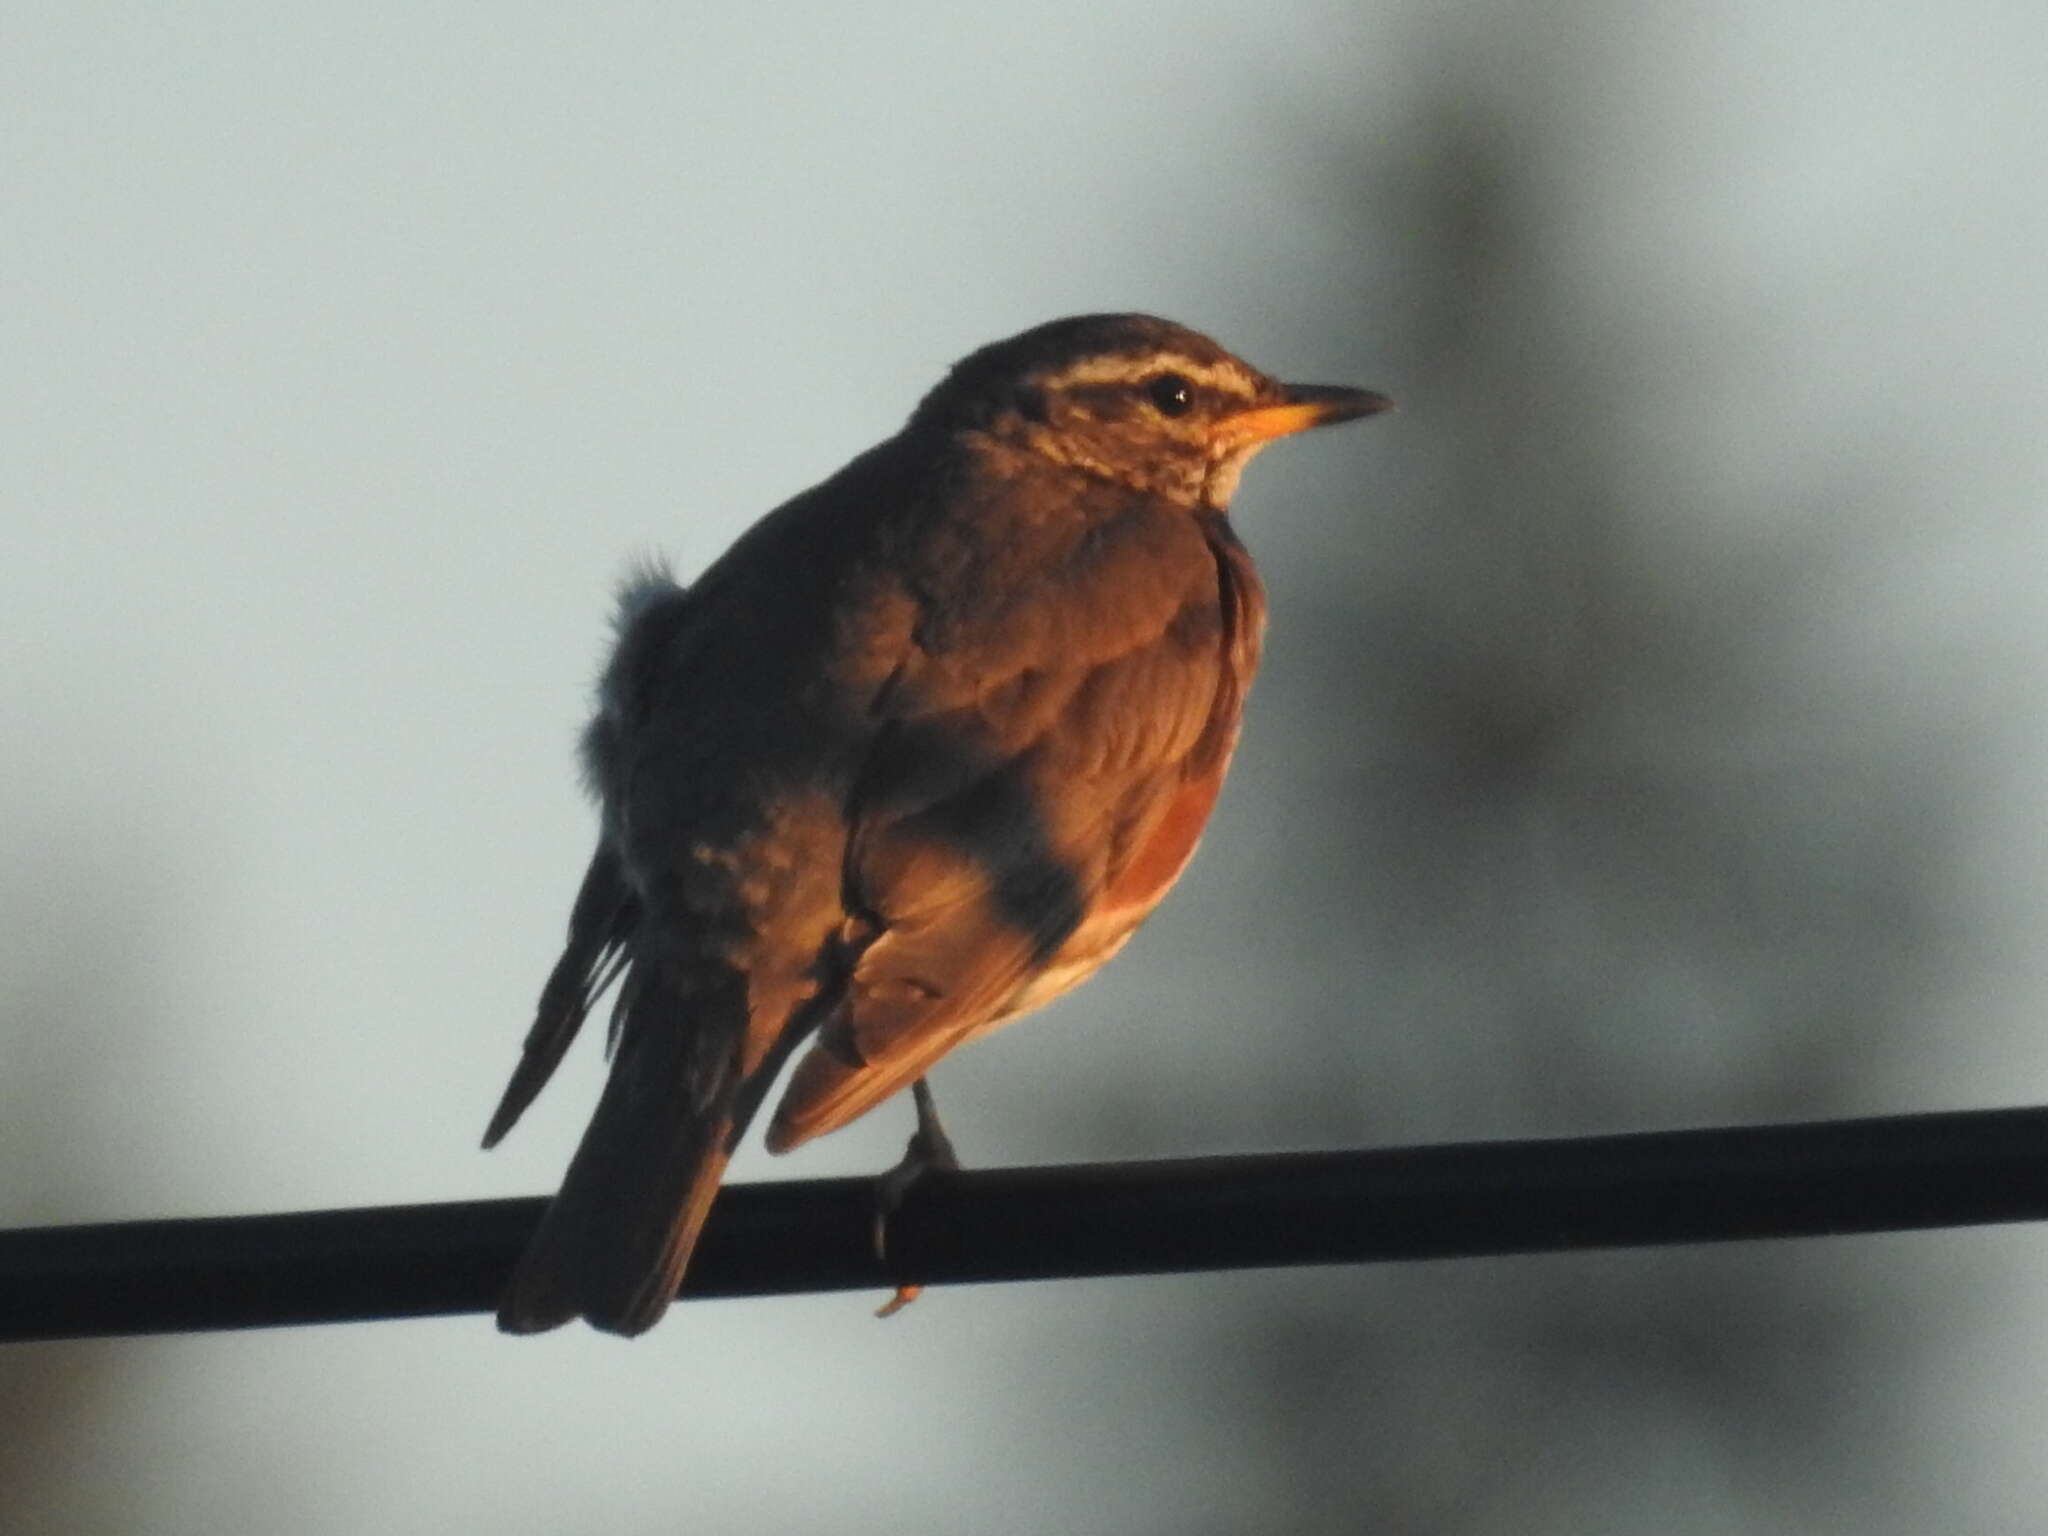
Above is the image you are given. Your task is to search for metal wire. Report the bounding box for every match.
[4,1103,2047,1342]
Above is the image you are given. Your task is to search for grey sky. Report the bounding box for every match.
[7,4,2048,1532]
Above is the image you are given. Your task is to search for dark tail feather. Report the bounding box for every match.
[483,843,635,1150]
[496,965,751,1336]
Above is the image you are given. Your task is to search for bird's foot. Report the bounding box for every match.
[873,1078,960,1317]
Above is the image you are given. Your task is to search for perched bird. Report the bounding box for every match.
[484,313,1389,1334]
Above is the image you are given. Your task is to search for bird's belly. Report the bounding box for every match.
[992,926,1139,1023]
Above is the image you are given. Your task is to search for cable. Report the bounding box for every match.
[4,1103,2046,1342]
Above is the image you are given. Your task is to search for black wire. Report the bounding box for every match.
[5,1103,2047,1342]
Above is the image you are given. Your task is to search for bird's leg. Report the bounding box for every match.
[873,1077,960,1317]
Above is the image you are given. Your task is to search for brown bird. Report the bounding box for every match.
[483,313,1389,1334]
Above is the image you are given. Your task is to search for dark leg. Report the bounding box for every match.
[873,1078,960,1317]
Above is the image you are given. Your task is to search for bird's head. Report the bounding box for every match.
[911,313,1390,507]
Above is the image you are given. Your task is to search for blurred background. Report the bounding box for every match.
[6,3,2048,1531]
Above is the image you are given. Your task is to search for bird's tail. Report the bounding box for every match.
[496,963,749,1337]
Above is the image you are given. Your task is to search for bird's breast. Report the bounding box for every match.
[984,517,1265,1025]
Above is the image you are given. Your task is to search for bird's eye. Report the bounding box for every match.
[1145,373,1195,417]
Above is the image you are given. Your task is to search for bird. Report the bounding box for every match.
[482,313,1390,1334]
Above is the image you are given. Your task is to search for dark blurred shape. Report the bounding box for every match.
[1061,82,1961,1536]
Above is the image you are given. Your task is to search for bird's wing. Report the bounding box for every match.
[481,841,635,1148]
[763,510,1261,1153]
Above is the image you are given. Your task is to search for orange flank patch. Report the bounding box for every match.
[1102,768,1225,917]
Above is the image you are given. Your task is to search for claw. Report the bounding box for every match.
[874,1285,923,1319]
[872,1079,960,1315]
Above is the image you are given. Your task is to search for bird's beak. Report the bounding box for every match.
[1213,383,1394,449]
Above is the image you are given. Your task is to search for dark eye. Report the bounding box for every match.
[1145,373,1195,417]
